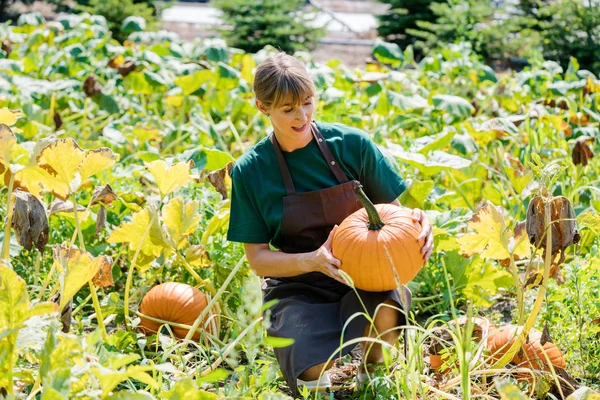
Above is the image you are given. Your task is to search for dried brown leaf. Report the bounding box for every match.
[540,322,553,345]
[91,184,117,206]
[92,254,113,288]
[206,162,234,199]
[50,291,72,333]
[48,199,85,216]
[118,60,137,77]
[95,205,106,237]
[572,136,595,167]
[83,75,101,98]
[11,189,49,254]
[53,110,63,130]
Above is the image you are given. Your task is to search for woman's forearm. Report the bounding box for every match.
[245,245,315,277]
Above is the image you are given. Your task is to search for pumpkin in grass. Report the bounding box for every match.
[139,282,220,341]
[331,183,424,292]
[487,325,566,370]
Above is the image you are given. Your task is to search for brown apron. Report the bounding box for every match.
[263,123,411,393]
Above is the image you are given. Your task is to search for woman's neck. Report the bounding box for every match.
[273,126,314,152]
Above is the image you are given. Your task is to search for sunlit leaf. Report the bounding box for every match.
[107,207,169,259]
[174,70,214,96]
[9,165,68,199]
[388,147,471,176]
[162,197,201,248]
[146,160,192,198]
[462,257,512,307]
[0,108,21,126]
[93,365,159,398]
[79,148,118,182]
[52,246,112,309]
[457,203,511,260]
[399,180,433,209]
[36,138,85,187]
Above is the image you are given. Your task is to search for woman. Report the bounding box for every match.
[227,52,434,392]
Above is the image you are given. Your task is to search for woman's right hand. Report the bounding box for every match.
[305,225,347,285]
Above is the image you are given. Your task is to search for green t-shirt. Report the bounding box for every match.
[226,121,407,244]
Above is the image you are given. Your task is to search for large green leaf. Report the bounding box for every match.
[372,41,404,67]
[389,147,471,176]
[432,94,474,122]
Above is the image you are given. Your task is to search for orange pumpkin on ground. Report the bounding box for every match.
[139,282,220,341]
[486,325,566,370]
[429,318,566,376]
[332,183,424,292]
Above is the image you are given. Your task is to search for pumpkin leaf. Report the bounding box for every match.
[185,245,210,268]
[10,165,68,199]
[107,207,169,259]
[457,203,511,260]
[146,160,192,198]
[174,70,214,96]
[36,138,85,188]
[432,94,474,122]
[373,41,404,67]
[389,147,471,176]
[93,365,159,398]
[202,205,230,246]
[0,108,21,126]
[53,246,111,310]
[79,148,118,182]
[399,180,433,209]
[162,197,201,248]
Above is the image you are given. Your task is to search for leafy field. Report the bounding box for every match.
[1,12,600,400]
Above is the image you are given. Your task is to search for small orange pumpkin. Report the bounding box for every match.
[487,325,566,370]
[139,282,220,341]
[332,183,424,292]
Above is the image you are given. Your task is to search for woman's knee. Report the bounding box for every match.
[298,360,335,381]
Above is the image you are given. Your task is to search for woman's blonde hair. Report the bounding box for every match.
[253,53,316,110]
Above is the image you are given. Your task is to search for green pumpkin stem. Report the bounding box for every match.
[354,182,385,230]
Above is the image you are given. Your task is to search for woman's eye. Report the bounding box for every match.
[284,109,293,113]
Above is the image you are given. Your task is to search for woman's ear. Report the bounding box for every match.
[255,99,270,116]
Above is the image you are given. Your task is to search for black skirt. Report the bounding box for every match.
[262,272,409,393]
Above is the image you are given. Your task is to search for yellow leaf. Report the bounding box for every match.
[146,160,192,198]
[0,108,21,126]
[457,203,510,260]
[36,138,85,187]
[241,54,256,84]
[79,147,117,182]
[185,245,210,268]
[52,246,110,310]
[162,197,201,248]
[0,124,28,172]
[107,207,170,259]
[10,165,69,199]
[131,126,160,142]
[202,203,230,246]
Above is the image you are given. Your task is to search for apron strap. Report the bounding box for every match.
[269,133,296,196]
[269,122,350,196]
[311,123,349,185]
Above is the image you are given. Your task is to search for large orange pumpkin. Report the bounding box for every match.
[331,183,424,292]
[139,282,220,341]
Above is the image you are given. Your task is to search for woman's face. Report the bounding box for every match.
[257,95,316,146]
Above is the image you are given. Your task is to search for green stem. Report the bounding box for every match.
[176,253,216,296]
[1,172,15,265]
[72,192,107,340]
[508,254,525,325]
[490,198,553,369]
[88,282,107,341]
[123,210,156,329]
[71,293,92,316]
[353,182,385,230]
[182,254,246,343]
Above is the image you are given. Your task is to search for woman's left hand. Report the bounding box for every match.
[411,209,433,264]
